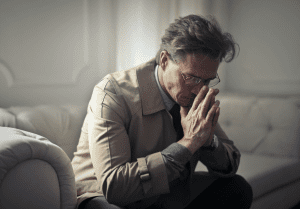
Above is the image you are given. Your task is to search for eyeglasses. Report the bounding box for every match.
[180,71,220,87]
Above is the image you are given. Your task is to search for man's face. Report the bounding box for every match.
[159,52,220,107]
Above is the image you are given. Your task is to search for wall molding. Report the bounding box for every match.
[0,60,14,88]
[0,63,90,88]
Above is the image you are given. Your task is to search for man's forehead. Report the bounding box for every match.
[182,53,220,77]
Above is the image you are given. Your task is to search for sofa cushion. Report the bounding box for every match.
[218,95,268,153]
[195,152,300,200]
[254,98,300,158]
[238,153,300,200]
[218,95,300,158]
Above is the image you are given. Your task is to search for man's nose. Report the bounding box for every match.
[190,83,204,95]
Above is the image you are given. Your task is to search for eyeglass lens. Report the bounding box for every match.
[184,78,219,87]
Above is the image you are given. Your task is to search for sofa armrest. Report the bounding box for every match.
[7,104,87,160]
[0,127,77,209]
[0,108,16,127]
[1,159,60,209]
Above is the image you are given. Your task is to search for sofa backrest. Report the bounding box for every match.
[1,94,300,159]
[218,94,300,158]
[1,104,87,160]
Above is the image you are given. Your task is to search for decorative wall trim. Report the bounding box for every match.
[72,0,90,84]
[64,0,90,85]
[0,61,14,88]
[11,66,90,87]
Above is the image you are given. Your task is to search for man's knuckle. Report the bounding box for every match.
[202,104,209,110]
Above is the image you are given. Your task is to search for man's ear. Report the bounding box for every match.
[160,51,169,71]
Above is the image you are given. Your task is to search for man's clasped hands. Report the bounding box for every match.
[178,86,220,154]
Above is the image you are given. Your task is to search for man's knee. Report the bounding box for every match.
[79,196,126,209]
[186,174,253,209]
[232,175,253,197]
[225,174,253,207]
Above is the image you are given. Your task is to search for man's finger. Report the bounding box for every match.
[213,88,220,96]
[210,89,219,106]
[207,89,219,116]
[190,85,209,113]
[209,95,215,111]
[204,107,219,147]
[199,89,216,117]
[206,100,220,122]
[212,106,220,126]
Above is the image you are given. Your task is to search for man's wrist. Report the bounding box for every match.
[201,135,218,151]
[177,137,198,155]
[177,135,219,154]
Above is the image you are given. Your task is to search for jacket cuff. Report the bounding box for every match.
[137,152,170,197]
[161,143,193,182]
[198,141,235,177]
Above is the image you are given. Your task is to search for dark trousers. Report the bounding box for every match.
[78,174,253,209]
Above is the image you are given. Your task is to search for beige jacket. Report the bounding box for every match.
[71,58,241,208]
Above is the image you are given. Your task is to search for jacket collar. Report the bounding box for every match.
[136,58,166,115]
[154,65,175,111]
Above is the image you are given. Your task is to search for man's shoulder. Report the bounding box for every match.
[92,58,157,115]
[96,58,156,91]
[111,58,156,80]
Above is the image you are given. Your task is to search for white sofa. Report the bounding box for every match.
[0,94,300,209]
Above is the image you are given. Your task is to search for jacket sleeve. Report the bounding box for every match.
[198,123,241,177]
[87,78,169,206]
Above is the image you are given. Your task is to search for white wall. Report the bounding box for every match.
[0,0,116,107]
[226,0,300,96]
[0,0,230,108]
[115,0,160,72]
[3,0,296,108]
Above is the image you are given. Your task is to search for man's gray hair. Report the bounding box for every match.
[156,14,239,64]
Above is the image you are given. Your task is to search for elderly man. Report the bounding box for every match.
[72,14,253,209]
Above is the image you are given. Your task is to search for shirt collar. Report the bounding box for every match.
[154,65,175,111]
